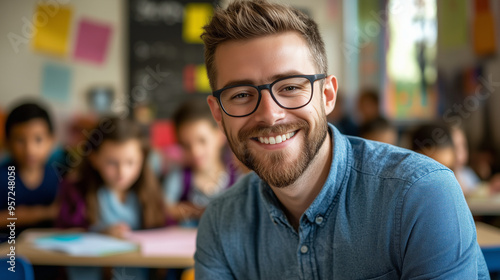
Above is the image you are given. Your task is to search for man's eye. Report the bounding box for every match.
[231,93,251,100]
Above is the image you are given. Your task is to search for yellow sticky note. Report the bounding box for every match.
[195,65,211,93]
[32,4,72,56]
[183,3,213,44]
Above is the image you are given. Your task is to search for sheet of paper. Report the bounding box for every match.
[32,4,72,56]
[438,0,467,49]
[74,18,112,64]
[127,227,197,257]
[41,63,72,103]
[150,120,176,149]
[34,233,137,256]
[183,3,213,44]
[195,64,211,93]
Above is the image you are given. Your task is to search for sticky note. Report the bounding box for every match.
[151,120,176,149]
[74,18,112,64]
[438,0,467,49]
[41,63,72,103]
[183,64,196,93]
[183,3,213,43]
[195,64,211,93]
[32,4,72,56]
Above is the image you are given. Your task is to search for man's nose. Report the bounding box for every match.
[252,89,286,125]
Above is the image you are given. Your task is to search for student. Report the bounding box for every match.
[451,124,481,195]
[0,102,60,242]
[410,122,456,170]
[195,1,488,279]
[56,117,165,280]
[359,116,398,145]
[357,87,381,126]
[163,99,236,226]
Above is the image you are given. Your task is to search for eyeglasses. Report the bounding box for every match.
[213,74,326,117]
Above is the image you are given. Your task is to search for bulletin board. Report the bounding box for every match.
[127,0,219,120]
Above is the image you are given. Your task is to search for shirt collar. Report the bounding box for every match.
[259,124,352,226]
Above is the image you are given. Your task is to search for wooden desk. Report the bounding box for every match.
[466,186,500,216]
[476,222,500,272]
[0,229,194,268]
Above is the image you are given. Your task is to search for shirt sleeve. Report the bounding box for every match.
[194,202,234,279]
[399,169,489,279]
[162,169,183,204]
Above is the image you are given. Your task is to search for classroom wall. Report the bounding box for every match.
[0,0,125,116]
[437,0,500,151]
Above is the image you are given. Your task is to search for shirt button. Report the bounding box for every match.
[300,245,309,254]
[315,216,324,225]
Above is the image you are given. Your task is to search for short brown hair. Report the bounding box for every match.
[201,0,327,90]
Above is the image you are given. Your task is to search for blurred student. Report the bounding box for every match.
[359,117,398,145]
[326,91,358,136]
[0,102,60,242]
[357,88,381,126]
[56,117,165,280]
[411,122,456,170]
[163,99,237,226]
[451,125,481,195]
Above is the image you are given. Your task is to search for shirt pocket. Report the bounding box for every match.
[365,269,399,280]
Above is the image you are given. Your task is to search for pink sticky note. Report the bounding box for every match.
[74,18,112,64]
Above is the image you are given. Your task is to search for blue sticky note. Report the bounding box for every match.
[41,63,72,103]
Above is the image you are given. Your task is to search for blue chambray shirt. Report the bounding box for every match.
[195,124,489,279]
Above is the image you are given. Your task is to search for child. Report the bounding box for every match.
[359,117,398,145]
[57,117,165,280]
[410,122,456,170]
[0,102,60,242]
[451,124,481,195]
[163,99,237,226]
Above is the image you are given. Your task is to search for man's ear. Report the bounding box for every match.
[323,75,338,115]
[207,96,224,131]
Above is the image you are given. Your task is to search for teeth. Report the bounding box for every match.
[257,131,296,145]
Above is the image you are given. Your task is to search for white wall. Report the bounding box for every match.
[0,0,125,116]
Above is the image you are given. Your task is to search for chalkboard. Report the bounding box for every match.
[128,0,219,119]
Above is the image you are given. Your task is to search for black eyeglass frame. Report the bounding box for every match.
[212,74,327,117]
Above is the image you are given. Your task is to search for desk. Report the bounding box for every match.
[476,222,500,272]
[466,186,500,216]
[0,229,194,268]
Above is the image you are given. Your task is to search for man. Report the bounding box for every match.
[195,1,489,279]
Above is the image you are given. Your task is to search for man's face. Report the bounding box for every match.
[207,32,337,188]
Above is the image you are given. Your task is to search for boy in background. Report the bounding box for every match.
[410,122,456,170]
[359,117,398,146]
[163,99,237,226]
[0,102,60,242]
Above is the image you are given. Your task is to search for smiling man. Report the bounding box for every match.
[194,1,489,279]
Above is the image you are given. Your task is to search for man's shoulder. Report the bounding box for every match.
[210,172,260,206]
[346,136,450,184]
[203,172,263,220]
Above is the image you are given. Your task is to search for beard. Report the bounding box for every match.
[223,113,329,188]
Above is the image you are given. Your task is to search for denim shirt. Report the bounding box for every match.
[195,124,489,280]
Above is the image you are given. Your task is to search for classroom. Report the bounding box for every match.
[1,0,500,279]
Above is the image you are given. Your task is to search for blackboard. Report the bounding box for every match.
[128,0,219,119]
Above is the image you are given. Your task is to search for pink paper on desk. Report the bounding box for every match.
[126,227,197,257]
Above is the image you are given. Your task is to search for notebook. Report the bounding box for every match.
[33,233,138,256]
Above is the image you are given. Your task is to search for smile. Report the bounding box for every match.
[255,130,297,145]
